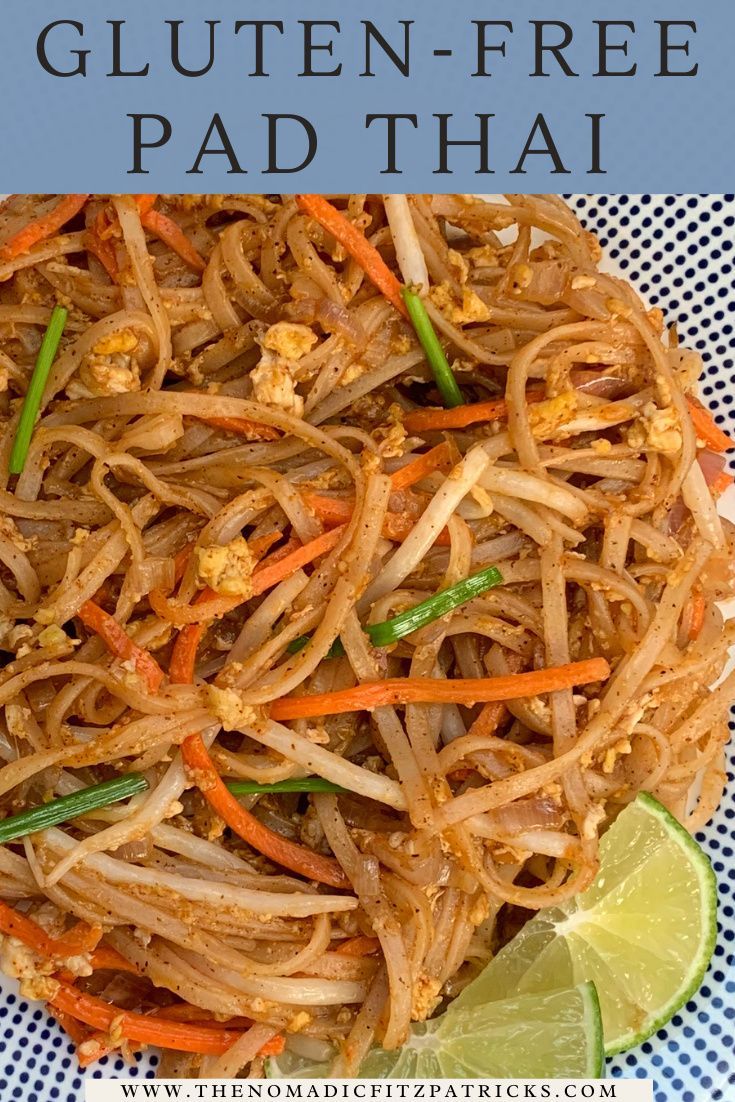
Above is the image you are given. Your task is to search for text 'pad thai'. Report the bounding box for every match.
[0,193,733,1077]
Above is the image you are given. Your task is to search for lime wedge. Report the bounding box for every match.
[267,987,599,1079]
[266,983,603,1079]
[361,983,603,1078]
[453,792,717,1055]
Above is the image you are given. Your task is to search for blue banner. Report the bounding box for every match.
[0,1,732,191]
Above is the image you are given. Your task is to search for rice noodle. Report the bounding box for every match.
[0,191,731,1078]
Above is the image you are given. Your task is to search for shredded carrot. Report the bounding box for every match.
[48,1006,90,1046]
[52,922,102,956]
[334,936,381,957]
[134,195,158,216]
[403,388,546,433]
[152,527,344,627]
[684,586,706,642]
[169,591,214,684]
[75,1032,124,1069]
[389,441,454,491]
[381,512,452,546]
[196,415,281,441]
[303,492,452,546]
[0,195,89,260]
[466,701,508,741]
[295,195,407,319]
[90,945,141,975]
[182,734,349,889]
[172,541,197,583]
[687,396,734,453]
[259,1034,286,1058]
[0,901,137,976]
[78,600,165,692]
[711,469,734,497]
[84,230,119,282]
[270,658,611,721]
[0,899,60,957]
[141,209,206,272]
[248,530,284,562]
[50,980,248,1056]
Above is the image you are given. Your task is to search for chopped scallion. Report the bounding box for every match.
[287,636,346,658]
[288,566,504,653]
[226,778,347,796]
[402,286,464,408]
[0,773,148,845]
[366,565,504,647]
[8,305,68,475]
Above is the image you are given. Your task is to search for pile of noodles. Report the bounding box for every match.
[0,193,733,1077]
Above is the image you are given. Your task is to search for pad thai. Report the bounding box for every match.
[0,192,733,1077]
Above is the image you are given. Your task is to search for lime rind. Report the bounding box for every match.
[602,794,717,1055]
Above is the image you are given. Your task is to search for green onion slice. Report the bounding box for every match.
[0,773,148,845]
[8,305,68,475]
[227,778,347,796]
[402,286,463,409]
[287,636,346,658]
[287,565,503,654]
[366,564,504,647]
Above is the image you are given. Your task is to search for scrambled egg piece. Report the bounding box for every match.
[429,282,491,325]
[73,329,141,397]
[251,352,303,417]
[195,537,254,598]
[261,321,318,361]
[207,685,263,731]
[528,391,578,439]
[251,322,318,418]
[627,402,682,455]
[411,973,443,1021]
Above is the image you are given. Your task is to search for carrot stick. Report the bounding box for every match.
[152,527,344,626]
[49,980,247,1056]
[0,901,137,976]
[52,922,102,956]
[466,701,508,740]
[0,195,89,260]
[403,389,546,433]
[141,209,206,272]
[134,195,158,216]
[381,512,452,546]
[48,1007,90,1047]
[687,397,734,453]
[84,230,119,282]
[181,734,349,889]
[389,441,454,491]
[0,899,60,957]
[334,936,381,957]
[711,469,734,497]
[303,492,452,546]
[78,600,165,692]
[684,587,706,642]
[169,592,213,684]
[90,945,141,975]
[270,658,611,721]
[295,195,407,318]
[196,416,281,441]
[259,1034,286,1057]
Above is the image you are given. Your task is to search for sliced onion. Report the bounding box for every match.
[315,297,367,348]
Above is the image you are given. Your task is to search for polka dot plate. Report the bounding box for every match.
[1,194,734,1101]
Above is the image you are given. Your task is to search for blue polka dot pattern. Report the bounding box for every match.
[1,194,734,1100]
